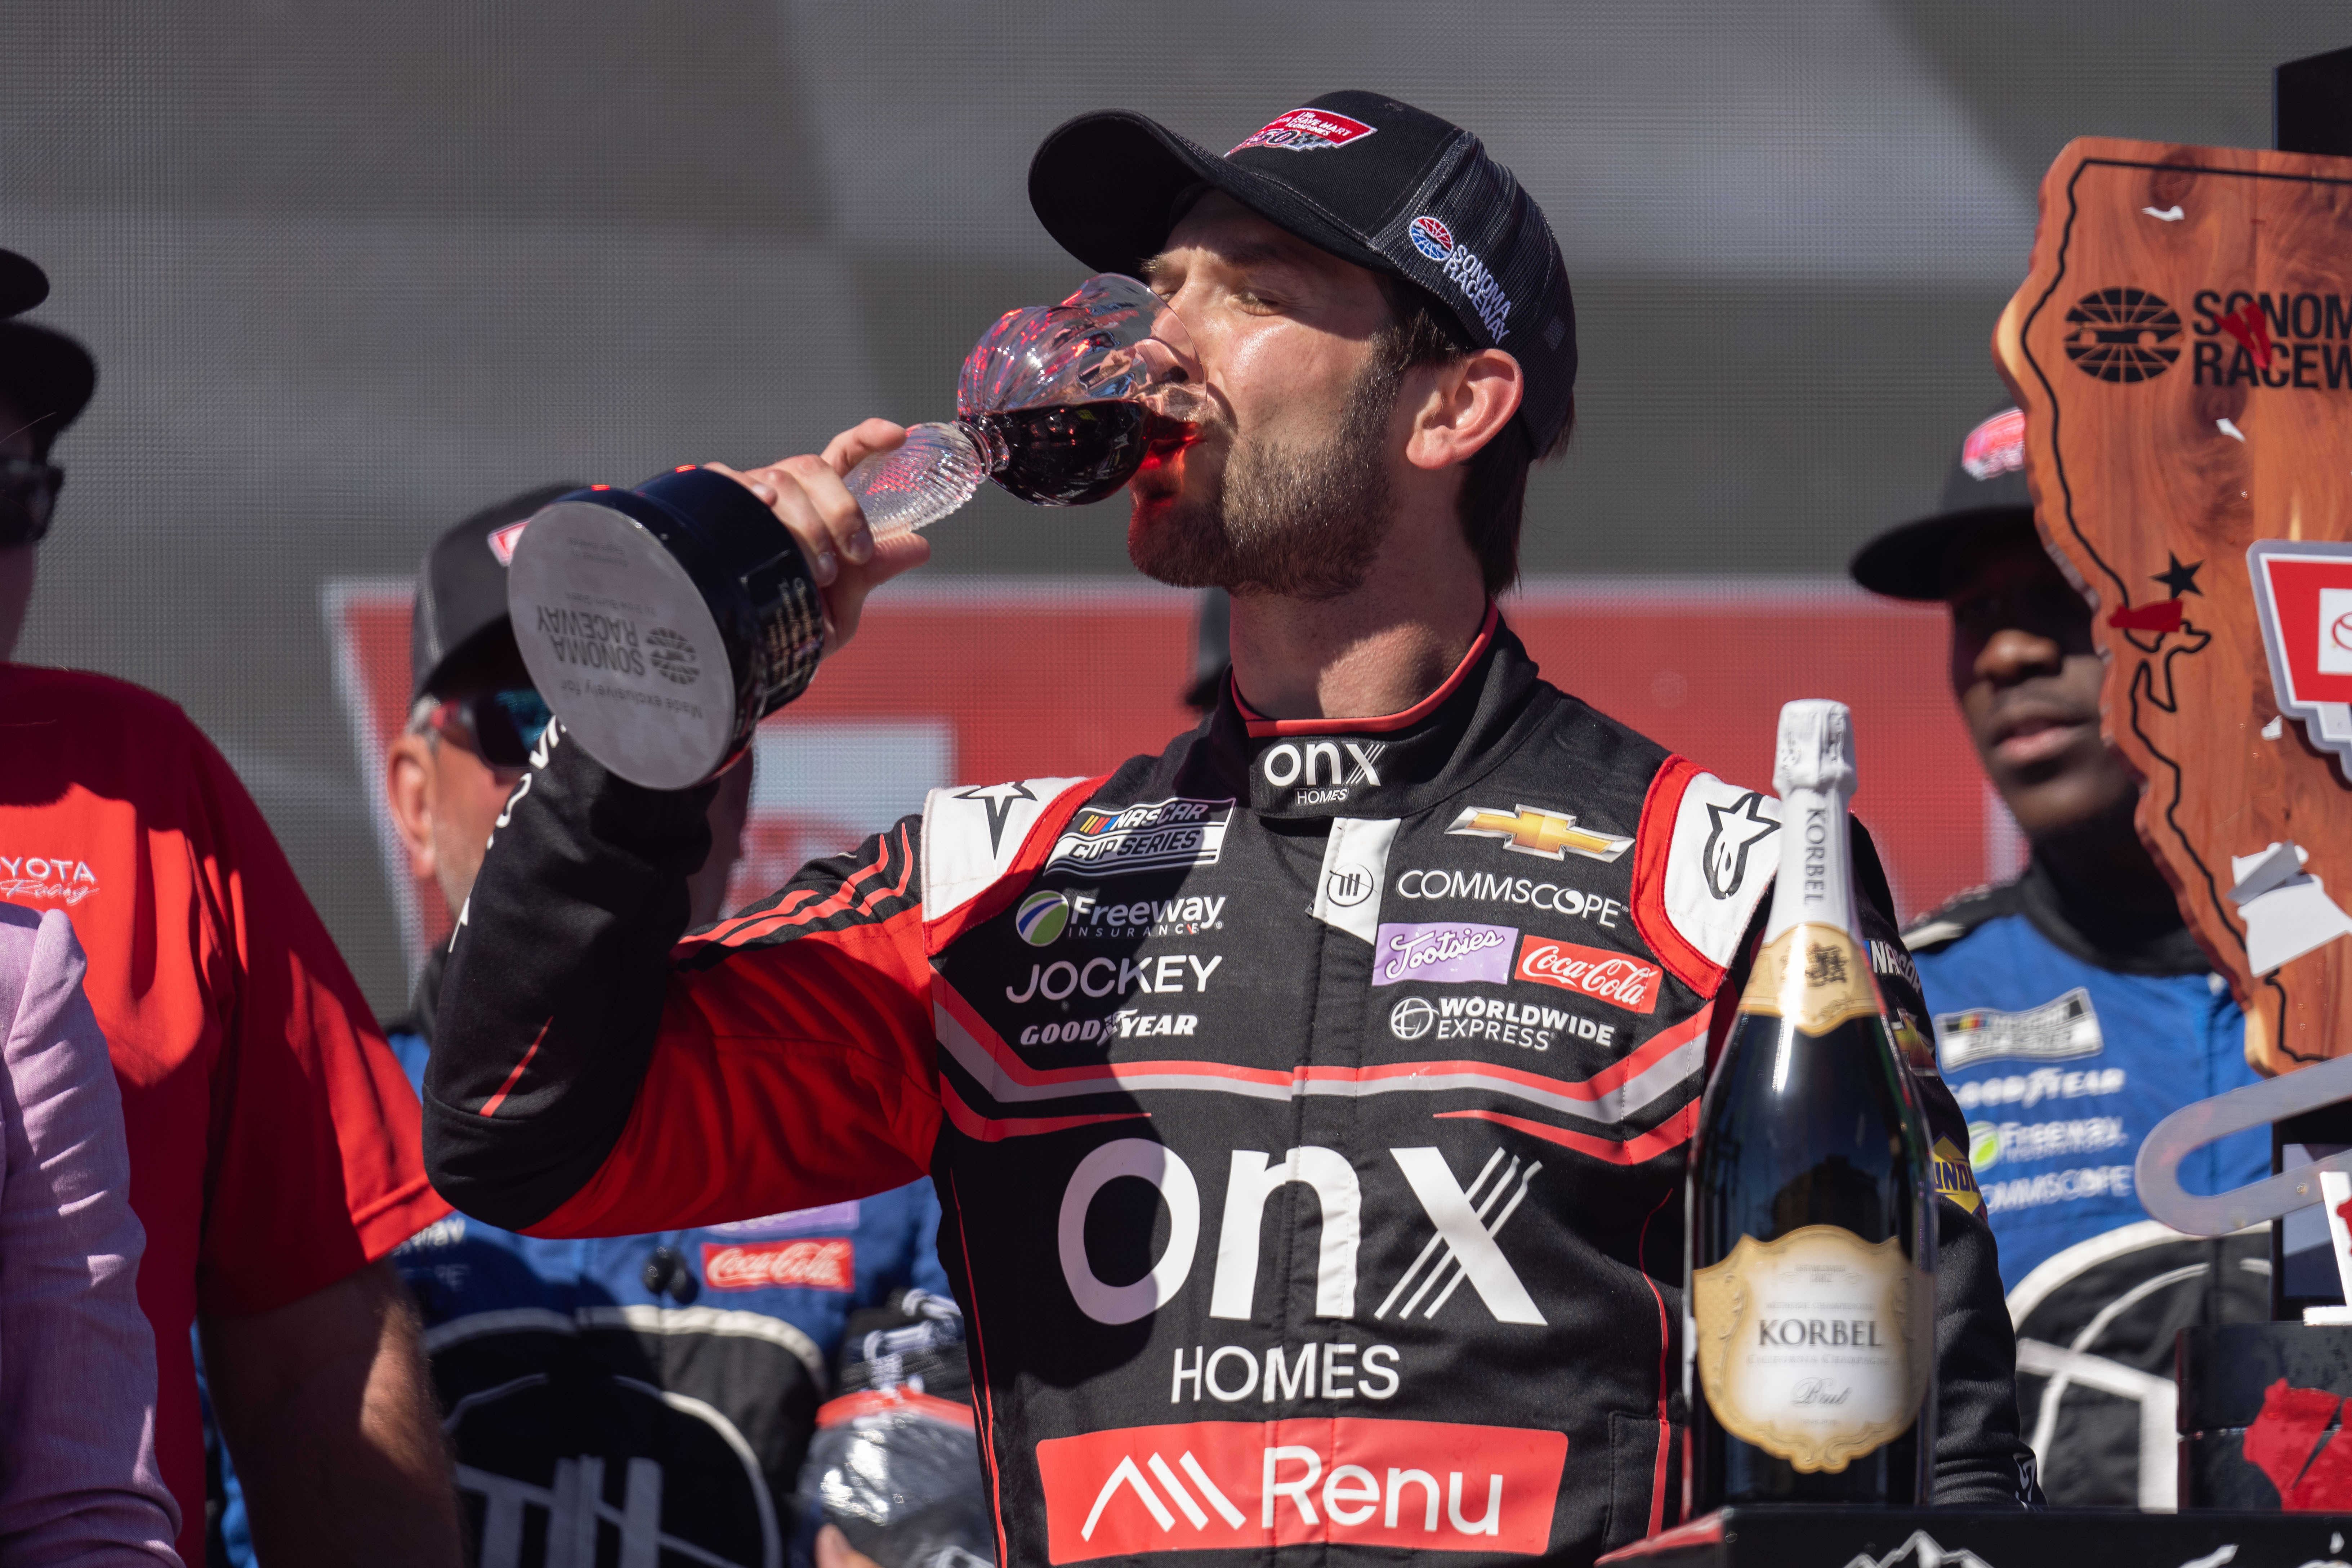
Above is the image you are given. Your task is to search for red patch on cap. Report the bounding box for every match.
[1960,408,2026,481]
[486,520,529,566]
[1230,108,1378,155]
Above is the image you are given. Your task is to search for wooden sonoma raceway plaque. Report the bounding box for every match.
[1995,138,2352,1073]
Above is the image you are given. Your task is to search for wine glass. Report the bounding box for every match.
[842,273,1201,536]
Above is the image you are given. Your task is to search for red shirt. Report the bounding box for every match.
[0,665,448,1565]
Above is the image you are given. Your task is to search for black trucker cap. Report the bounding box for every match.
[0,249,46,318]
[1849,403,2035,602]
[0,247,98,461]
[411,482,581,700]
[1028,91,1577,455]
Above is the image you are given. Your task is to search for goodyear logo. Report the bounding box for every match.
[1931,1136,1982,1215]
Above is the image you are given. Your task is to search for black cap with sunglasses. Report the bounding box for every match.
[0,247,98,549]
[410,483,580,769]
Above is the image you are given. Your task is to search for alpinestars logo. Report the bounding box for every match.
[1444,804,1632,863]
[956,779,1039,856]
[2063,288,2181,383]
[1700,790,1779,898]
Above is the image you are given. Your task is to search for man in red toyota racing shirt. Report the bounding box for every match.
[429,94,2038,1563]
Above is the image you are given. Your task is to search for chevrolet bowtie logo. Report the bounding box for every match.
[1444,804,1634,863]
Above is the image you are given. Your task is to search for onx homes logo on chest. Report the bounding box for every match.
[1258,738,1385,806]
[1044,798,1235,880]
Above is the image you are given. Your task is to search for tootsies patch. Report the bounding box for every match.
[1370,922,1517,987]
[1036,1416,1566,1562]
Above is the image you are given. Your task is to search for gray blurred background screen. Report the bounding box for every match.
[3,2,2343,1015]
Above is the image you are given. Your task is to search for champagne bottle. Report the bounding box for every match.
[1685,700,1936,1509]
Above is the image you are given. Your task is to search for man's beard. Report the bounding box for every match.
[1128,353,1401,600]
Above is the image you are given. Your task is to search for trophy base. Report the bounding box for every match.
[507,469,824,790]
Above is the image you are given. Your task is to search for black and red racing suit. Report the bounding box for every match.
[427,609,2038,1566]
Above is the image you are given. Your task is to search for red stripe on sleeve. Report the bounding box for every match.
[477,1016,551,1117]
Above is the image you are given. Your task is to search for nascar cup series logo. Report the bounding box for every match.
[1408,214,1513,343]
[1042,797,1236,880]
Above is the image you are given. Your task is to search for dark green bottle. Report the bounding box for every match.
[1686,700,1936,1510]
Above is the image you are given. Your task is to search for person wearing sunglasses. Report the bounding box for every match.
[0,247,463,1567]
[361,487,956,1568]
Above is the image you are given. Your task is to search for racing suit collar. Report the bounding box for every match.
[1201,604,1555,822]
[2018,854,2212,978]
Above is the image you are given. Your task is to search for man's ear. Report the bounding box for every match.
[1402,348,1523,473]
[385,733,439,884]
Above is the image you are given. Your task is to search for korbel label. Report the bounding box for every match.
[1737,922,1880,1037]
[1690,1224,1929,1473]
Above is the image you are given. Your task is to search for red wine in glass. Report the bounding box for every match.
[969,401,1197,506]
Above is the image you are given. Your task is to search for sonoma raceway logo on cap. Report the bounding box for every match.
[1407,214,1513,344]
[1231,108,1378,155]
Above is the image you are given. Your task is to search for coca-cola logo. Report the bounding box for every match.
[699,1237,854,1292]
[1513,937,1661,1014]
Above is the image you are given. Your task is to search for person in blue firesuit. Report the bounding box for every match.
[218,487,956,1568]
[1849,403,2269,1511]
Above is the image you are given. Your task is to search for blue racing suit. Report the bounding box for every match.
[214,947,952,1568]
[1905,860,2267,1510]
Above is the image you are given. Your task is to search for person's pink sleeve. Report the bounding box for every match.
[0,903,182,1565]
